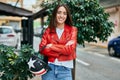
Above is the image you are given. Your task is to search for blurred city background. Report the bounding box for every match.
[0,0,120,47]
[0,0,120,80]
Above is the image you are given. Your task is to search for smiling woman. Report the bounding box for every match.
[39,4,77,80]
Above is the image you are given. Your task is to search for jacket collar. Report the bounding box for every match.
[50,24,71,33]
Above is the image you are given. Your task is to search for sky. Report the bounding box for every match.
[23,0,36,7]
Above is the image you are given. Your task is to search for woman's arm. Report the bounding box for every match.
[50,27,77,55]
[39,28,59,58]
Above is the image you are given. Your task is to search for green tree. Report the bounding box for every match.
[41,0,114,45]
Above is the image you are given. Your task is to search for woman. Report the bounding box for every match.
[39,4,77,80]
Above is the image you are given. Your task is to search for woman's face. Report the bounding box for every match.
[56,6,67,25]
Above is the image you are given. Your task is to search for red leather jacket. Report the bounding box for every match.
[39,24,77,62]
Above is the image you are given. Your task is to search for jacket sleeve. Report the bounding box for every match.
[39,28,59,58]
[50,27,77,55]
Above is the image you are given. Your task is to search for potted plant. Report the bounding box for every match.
[0,44,36,80]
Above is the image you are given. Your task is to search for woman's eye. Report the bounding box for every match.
[64,12,67,15]
[57,11,67,15]
[57,11,61,14]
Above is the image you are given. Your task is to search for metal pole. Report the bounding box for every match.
[21,19,28,44]
[27,17,33,47]
[72,59,76,80]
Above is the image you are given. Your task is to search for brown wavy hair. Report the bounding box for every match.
[48,4,73,30]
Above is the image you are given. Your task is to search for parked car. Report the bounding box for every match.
[0,26,19,48]
[108,36,120,56]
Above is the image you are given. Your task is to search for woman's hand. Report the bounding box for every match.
[46,44,52,48]
[66,40,74,46]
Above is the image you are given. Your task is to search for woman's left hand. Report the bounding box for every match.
[46,44,52,48]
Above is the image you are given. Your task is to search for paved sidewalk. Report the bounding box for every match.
[28,75,41,80]
[85,42,107,48]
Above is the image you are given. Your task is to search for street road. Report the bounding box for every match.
[76,44,120,80]
[32,37,120,80]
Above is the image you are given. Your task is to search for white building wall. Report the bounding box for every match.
[105,6,120,41]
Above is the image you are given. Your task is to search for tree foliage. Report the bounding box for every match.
[41,0,114,45]
[0,44,35,80]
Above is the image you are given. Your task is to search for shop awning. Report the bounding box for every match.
[0,2,33,17]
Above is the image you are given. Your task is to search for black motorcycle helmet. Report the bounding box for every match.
[27,55,51,75]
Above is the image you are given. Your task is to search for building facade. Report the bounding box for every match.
[105,5,120,40]
[0,0,23,29]
[0,0,23,7]
[100,0,120,39]
[90,0,120,47]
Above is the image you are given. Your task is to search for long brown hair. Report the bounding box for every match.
[48,4,73,30]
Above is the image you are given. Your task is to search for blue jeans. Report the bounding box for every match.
[42,63,72,80]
